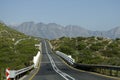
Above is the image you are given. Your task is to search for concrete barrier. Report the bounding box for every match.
[33,51,41,68]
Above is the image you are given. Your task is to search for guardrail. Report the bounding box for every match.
[56,51,75,65]
[9,65,34,80]
[8,51,41,80]
[56,51,120,77]
[6,43,41,80]
[33,51,41,68]
[74,63,120,77]
[16,65,34,76]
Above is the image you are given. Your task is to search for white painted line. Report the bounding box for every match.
[44,40,75,80]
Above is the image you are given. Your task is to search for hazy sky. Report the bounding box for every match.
[0,0,120,30]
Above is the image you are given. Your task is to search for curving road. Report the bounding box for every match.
[32,40,117,80]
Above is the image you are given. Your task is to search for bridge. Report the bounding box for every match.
[31,40,118,80]
[7,40,119,80]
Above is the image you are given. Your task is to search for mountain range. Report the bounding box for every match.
[10,21,120,39]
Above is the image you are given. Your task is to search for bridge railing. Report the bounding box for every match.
[7,43,42,80]
[8,51,41,80]
[56,51,75,65]
[74,63,120,77]
[16,65,34,76]
[56,51,120,77]
[9,65,34,80]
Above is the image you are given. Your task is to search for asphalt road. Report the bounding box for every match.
[32,40,117,80]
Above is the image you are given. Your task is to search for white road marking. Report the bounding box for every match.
[44,40,75,80]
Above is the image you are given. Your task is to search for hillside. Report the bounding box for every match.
[0,22,39,79]
[51,37,120,66]
[10,21,120,39]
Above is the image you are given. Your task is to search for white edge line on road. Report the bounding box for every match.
[44,40,75,80]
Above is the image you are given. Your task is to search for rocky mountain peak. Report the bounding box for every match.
[10,22,120,39]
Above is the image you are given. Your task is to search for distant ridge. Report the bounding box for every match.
[10,22,120,39]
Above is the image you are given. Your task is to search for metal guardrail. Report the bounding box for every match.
[7,43,41,80]
[16,65,34,76]
[9,65,34,79]
[74,63,120,77]
[56,51,120,77]
[56,51,75,65]
[74,63,120,70]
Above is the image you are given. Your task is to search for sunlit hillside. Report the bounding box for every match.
[0,22,39,70]
[51,37,120,66]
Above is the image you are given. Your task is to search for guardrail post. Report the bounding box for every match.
[109,70,112,76]
[102,69,105,74]
[16,75,19,80]
[118,70,119,77]
[115,70,118,77]
[101,68,103,74]
[15,76,17,80]
[99,68,102,74]
[104,69,107,75]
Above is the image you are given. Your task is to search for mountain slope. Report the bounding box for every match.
[0,22,39,70]
[10,22,120,39]
[0,22,25,39]
[64,25,90,37]
[107,27,120,38]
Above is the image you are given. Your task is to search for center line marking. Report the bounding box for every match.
[44,40,75,80]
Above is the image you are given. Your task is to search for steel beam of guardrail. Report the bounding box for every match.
[56,51,120,77]
[56,51,75,65]
[7,43,41,80]
[74,63,120,77]
[9,65,34,79]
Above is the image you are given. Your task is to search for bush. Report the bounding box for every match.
[58,45,74,55]
[51,36,120,66]
[77,42,86,50]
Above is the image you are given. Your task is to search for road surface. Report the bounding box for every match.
[32,40,117,80]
